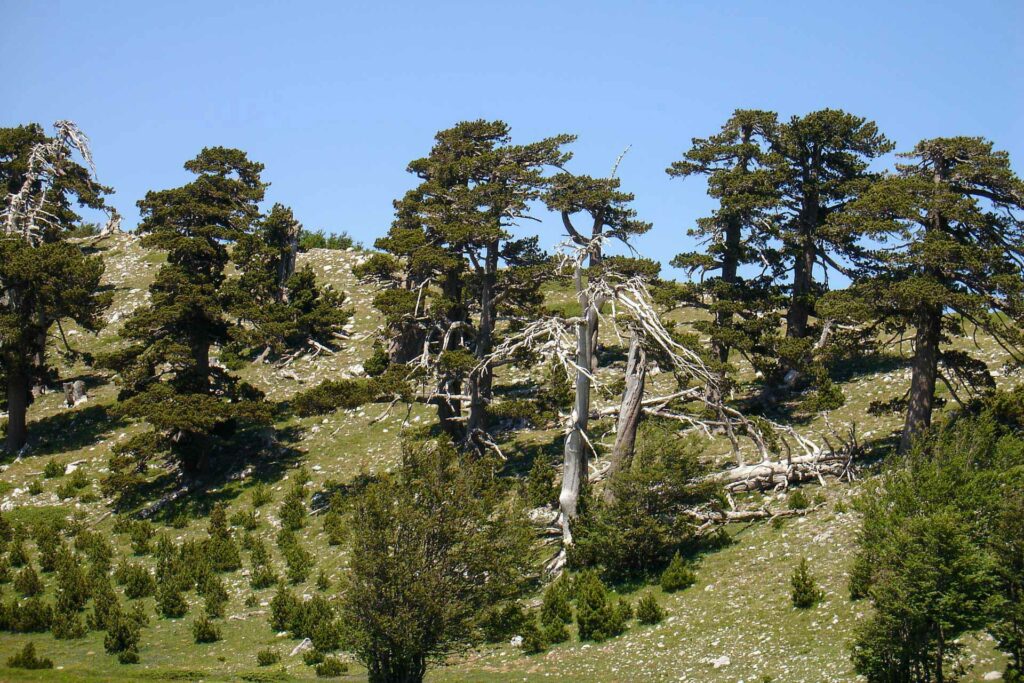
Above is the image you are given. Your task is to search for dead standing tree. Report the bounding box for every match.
[488,238,857,562]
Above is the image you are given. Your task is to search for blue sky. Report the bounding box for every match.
[4,0,1021,278]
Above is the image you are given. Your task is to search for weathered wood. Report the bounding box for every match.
[63,380,87,407]
[606,329,646,485]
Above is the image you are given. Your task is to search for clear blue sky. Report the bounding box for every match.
[4,0,1021,278]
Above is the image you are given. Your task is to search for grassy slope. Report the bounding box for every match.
[0,234,1012,682]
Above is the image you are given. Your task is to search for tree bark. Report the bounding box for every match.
[6,365,29,453]
[466,242,499,445]
[63,380,87,407]
[900,305,941,454]
[714,123,752,364]
[787,159,820,340]
[559,266,594,544]
[276,220,300,303]
[606,330,646,485]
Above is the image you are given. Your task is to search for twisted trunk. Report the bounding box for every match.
[606,330,646,486]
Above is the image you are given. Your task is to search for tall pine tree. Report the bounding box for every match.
[0,122,112,452]
[827,137,1024,452]
[103,148,272,490]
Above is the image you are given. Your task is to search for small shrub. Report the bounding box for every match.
[291,378,377,417]
[540,618,569,645]
[116,562,156,599]
[88,576,121,631]
[7,642,53,669]
[575,571,628,642]
[660,552,697,593]
[257,649,281,666]
[311,617,342,652]
[269,585,298,632]
[251,482,273,508]
[540,575,573,627]
[279,480,307,531]
[316,570,331,591]
[636,593,665,625]
[104,611,141,661]
[52,608,88,639]
[15,564,44,596]
[303,648,325,665]
[156,582,188,618]
[129,521,155,555]
[200,574,229,618]
[289,595,334,640]
[7,596,54,632]
[520,619,548,654]
[524,456,558,508]
[55,555,91,611]
[323,508,345,546]
[68,468,90,490]
[482,602,531,643]
[28,479,44,496]
[44,460,66,478]
[791,557,824,608]
[8,540,28,567]
[230,508,259,531]
[787,488,811,511]
[192,613,222,643]
[315,656,349,678]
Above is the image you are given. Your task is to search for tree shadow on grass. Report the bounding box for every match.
[124,425,307,521]
[25,402,127,457]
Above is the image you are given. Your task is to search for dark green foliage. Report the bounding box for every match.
[0,123,112,453]
[75,529,113,572]
[370,121,572,444]
[192,613,222,643]
[27,480,43,496]
[636,593,665,625]
[269,584,297,632]
[248,538,278,590]
[52,607,87,639]
[251,481,273,508]
[230,508,259,531]
[101,147,272,495]
[540,618,569,646]
[849,389,1024,681]
[539,575,574,630]
[200,574,229,618]
[315,656,349,678]
[790,558,824,608]
[43,459,65,478]
[787,489,810,511]
[256,649,281,666]
[6,642,53,669]
[827,137,1024,450]
[288,595,334,641]
[660,552,697,593]
[316,570,330,592]
[8,539,28,567]
[519,619,547,654]
[322,500,346,547]
[299,228,357,251]
[55,554,90,612]
[6,596,53,632]
[104,610,141,662]
[481,602,531,643]
[88,575,121,631]
[523,455,558,508]
[14,564,43,596]
[574,571,628,642]
[279,477,307,530]
[278,529,314,584]
[225,204,352,361]
[128,520,154,555]
[342,437,535,682]
[311,616,343,652]
[290,373,409,417]
[570,428,715,581]
[114,561,156,600]
[204,503,242,572]
[156,581,188,619]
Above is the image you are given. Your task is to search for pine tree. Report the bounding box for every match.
[363,121,571,448]
[102,148,273,493]
[225,203,352,360]
[0,122,112,452]
[827,137,1024,451]
[666,109,782,368]
[769,109,893,342]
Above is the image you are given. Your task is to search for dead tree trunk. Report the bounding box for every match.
[63,380,87,407]
[559,266,594,545]
[276,218,300,303]
[606,329,646,485]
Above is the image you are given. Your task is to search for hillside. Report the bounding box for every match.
[0,233,1013,682]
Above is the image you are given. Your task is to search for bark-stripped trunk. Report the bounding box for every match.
[5,365,29,453]
[63,380,87,407]
[559,266,594,544]
[606,330,646,486]
[436,271,465,441]
[587,234,603,373]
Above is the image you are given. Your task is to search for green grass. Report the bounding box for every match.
[0,235,1014,682]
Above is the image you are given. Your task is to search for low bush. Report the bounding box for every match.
[7,642,53,669]
[660,552,697,593]
[790,557,824,608]
[635,593,665,624]
[257,648,281,666]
